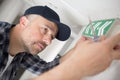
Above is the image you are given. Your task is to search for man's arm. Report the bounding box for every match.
[60,36,90,63]
[33,48,86,80]
[33,33,120,80]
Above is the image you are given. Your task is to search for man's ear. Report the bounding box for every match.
[19,16,29,27]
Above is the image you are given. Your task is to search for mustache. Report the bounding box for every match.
[36,41,47,49]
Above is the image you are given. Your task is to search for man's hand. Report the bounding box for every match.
[70,34,120,77]
[33,33,120,80]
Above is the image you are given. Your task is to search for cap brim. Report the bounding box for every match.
[46,18,71,41]
[56,22,71,41]
[24,6,71,41]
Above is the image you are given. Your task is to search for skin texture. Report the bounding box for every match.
[33,34,120,80]
[8,14,120,80]
[9,15,58,56]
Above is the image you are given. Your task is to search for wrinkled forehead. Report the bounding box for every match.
[45,20,58,35]
[25,14,58,35]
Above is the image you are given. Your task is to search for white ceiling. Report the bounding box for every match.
[64,0,120,20]
[22,0,120,33]
[21,0,88,34]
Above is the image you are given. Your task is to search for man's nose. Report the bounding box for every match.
[43,35,52,45]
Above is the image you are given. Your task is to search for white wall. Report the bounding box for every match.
[63,1,120,80]
[0,0,120,80]
[64,0,120,20]
[0,0,23,23]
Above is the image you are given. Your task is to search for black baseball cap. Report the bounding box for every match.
[24,6,71,41]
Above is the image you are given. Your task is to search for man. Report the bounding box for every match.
[0,6,70,80]
[34,34,120,80]
[0,5,120,80]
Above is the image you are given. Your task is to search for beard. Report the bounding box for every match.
[23,41,46,55]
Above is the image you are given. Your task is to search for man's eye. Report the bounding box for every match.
[52,36,55,40]
[43,27,47,31]
[41,27,48,34]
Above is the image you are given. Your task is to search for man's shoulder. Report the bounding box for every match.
[0,21,10,26]
[0,21,12,30]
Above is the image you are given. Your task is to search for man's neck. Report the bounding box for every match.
[9,24,25,56]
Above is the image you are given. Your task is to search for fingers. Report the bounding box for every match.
[75,36,92,48]
[104,33,120,60]
[78,36,93,43]
[98,35,106,41]
[78,35,106,44]
[104,33,120,47]
[112,45,120,60]
[79,36,88,41]
[78,35,106,45]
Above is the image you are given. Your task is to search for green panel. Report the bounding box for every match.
[82,19,115,37]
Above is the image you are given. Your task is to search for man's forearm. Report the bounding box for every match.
[32,33,120,80]
[60,48,74,63]
[33,57,84,80]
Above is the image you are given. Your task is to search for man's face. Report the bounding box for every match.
[20,15,58,55]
